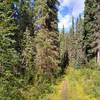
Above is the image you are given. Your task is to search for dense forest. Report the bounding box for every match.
[0,0,100,100]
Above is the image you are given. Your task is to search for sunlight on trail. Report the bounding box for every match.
[50,67,100,100]
[50,77,69,100]
[61,80,68,100]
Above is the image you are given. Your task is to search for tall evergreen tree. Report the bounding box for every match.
[0,0,18,71]
[70,16,75,35]
[0,1,22,98]
[34,0,60,80]
[83,0,100,63]
[60,25,65,55]
[67,14,85,66]
[11,0,35,75]
[76,14,83,34]
[68,16,76,64]
[75,15,85,65]
[14,0,34,53]
[20,27,34,82]
[62,25,65,34]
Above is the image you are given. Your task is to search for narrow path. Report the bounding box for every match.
[50,79,68,100]
[61,80,68,100]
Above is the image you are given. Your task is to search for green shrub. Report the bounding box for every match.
[0,71,24,100]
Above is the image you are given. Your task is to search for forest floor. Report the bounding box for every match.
[49,66,100,100]
[50,78,68,100]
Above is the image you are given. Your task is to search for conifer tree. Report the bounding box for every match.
[12,0,35,75]
[75,15,85,65]
[76,15,83,33]
[15,0,34,53]
[0,1,22,98]
[34,0,60,80]
[60,25,65,55]
[62,25,65,35]
[67,15,85,65]
[83,0,100,63]
[60,29,69,72]
[0,0,18,71]
[20,27,34,81]
[70,16,75,35]
[68,16,76,64]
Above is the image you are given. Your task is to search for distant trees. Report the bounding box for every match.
[61,15,85,67]
[60,25,69,73]
[20,27,34,81]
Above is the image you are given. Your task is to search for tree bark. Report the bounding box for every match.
[97,49,100,64]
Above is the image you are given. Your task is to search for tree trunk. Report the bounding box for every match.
[97,49,100,64]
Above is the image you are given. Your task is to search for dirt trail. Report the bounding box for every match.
[61,80,68,100]
[50,79,69,100]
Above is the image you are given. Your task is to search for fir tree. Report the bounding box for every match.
[59,25,69,72]
[20,27,34,82]
[12,0,35,75]
[67,14,85,66]
[83,0,100,63]
[13,0,34,53]
[0,0,18,71]
[60,25,65,55]
[75,15,85,65]
[68,16,76,64]
[70,16,75,35]
[34,0,60,80]
[62,25,65,34]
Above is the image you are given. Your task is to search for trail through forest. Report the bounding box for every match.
[61,80,68,100]
[50,77,69,100]
[50,67,100,100]
[0,0,100,100]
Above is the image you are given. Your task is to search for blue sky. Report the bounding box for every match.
[58,0,85,32]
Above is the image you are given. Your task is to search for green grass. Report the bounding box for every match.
[50,66,100,100]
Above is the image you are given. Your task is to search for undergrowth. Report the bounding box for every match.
[50,65,100,100]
